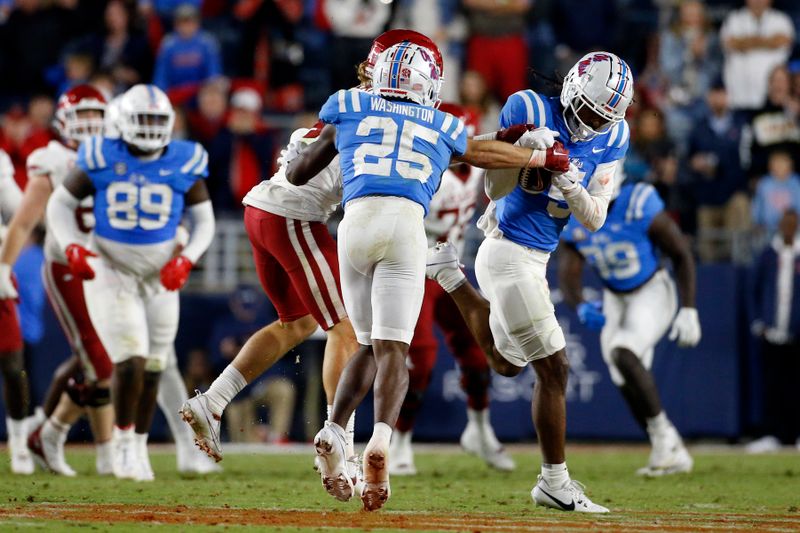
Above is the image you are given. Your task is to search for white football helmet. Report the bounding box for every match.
[560,52,634,142]
[371,42,442,108]
[118,84,175,152]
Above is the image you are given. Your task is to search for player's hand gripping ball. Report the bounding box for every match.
[494,124,569,194]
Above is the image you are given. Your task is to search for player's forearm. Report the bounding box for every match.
[672,250,696,308]
[457,139,537,170]
[0,177,50,266]
[562,186,609,232]
[181,200,215,263]
[46,186,83,250]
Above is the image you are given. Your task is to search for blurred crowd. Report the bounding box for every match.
[1,0,799,262]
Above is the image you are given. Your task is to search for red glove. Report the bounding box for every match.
[544,141,570,173]
[65,244,97,280]
[495,123,535,144]
[160,256,193,291]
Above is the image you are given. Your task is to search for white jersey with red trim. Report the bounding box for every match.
[27,141,93,264]
[242,127,342,223]
[424,164,483,251]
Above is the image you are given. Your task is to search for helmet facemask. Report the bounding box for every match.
[121,110,174,152]
[63,106,105,144]
[563,92,619,142]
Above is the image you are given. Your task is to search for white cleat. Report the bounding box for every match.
[460,412,516,472]
[361,439,391,512]
[135,436,154,482]
[745,435,782,454]
[9,435,34,475]
[425,242,466,292]
[178,446,223,474]
[180,392,223,462]
[388,431,417,476]
[314,422,353,502]
[112,433,138,480]
[28,423,76,477]
[637,428,693,477]
[532,476,609,513]
[96,442,113,476]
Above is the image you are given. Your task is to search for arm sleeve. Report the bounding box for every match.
[443,116,468,156]
[45,186,83,250]
[0,151,21,222]
[562,160,618,232]
[181,200,215,263]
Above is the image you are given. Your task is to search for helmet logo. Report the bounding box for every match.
[577,53,611,76]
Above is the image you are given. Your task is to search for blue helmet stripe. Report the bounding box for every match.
[389,42,410,89]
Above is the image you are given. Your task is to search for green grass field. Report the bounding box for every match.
[2,445,799,531]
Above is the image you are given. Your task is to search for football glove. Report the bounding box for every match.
[0,263,17,300]
[577,301,605,331]
[551,162,581,193]
[65,244,97,280]
[517,127,559,150]
[160,255,193,291]
[668,307,701,347]
[527,141,570,173]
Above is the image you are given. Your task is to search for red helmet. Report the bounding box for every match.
[365,29,444,78]
[54,85,107,144]
[438,102,479,137]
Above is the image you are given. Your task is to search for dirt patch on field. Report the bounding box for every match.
[2,503,800,532]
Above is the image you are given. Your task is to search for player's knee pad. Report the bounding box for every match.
[460,365,491,399]
[86,385,111,408]
[65,374,89,407]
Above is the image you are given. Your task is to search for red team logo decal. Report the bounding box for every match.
[577,53,611,76]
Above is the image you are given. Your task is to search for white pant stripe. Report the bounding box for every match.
[285,218,333,328]
[300,221,346,321]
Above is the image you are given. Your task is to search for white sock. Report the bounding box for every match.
[157,361,195,457]
[326,405,356,459]
[646,412,671,438]
[466,407,489,426]
[96,440,112,460]
[369,422,392,450]
[113,425,134,442]
[6,417,26,440]
[135,432,148,449]
[541,462,569,488]
[205,365,247,416]
[43,418,70,439]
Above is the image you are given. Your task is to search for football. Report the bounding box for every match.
[487,123,552,195]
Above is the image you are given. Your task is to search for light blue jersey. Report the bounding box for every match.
[319,89,468,214]
[77,136,208,245]
[562,182,664,292]
[496,90,630,252]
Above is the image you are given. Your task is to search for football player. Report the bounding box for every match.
[0,148,30,474]
[427,51,634,513]
[287,42,567,511]
[46,84,215,481]
[390,103,514,476]
[559,179,700,476]
[179,29,443,469]
[0,86,111,477]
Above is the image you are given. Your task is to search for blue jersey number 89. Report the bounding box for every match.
[353,117,440,183]
[106,182,173,230]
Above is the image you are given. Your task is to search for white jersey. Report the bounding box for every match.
[27,141,93,264]
[424,164,483,251]
[242,158,342,223]
[242,128,343,223]
[0,150,21,244]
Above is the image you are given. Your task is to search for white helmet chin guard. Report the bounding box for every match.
[118,84,175,152]
[560,52,634,142]
[371,42,442,108]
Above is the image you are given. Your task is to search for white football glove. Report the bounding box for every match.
[277,140,307,168]
[551,163,581,193]
[668,307,701,348]
[0,263,17,300]
[516,127,559,150]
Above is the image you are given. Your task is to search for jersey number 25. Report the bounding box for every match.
[106,182,173,230]
[353,117,439,183]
